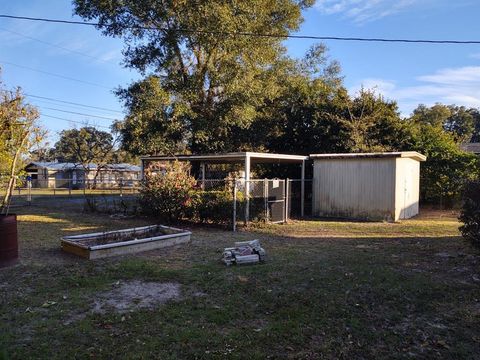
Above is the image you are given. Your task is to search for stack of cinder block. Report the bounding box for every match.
[222,239,266,266]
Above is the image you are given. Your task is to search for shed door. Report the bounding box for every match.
[401,164,416,219]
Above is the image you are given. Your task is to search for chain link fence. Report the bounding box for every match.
[7,177,312,229]
[7,178,141,212]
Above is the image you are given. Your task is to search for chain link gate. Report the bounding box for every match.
[265,179,286,223]
[232,179,287,230]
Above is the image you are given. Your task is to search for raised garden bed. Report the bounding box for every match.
[61,225,191,259]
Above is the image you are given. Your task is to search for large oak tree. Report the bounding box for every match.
[74,0,315,154]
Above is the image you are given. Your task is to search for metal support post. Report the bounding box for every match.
[301,160,305,217]
[244,155,250,224]
[200,162,206,190]
[285,178,289,222]
[264,178,268,222]
[232,179,237,232]
[27,179,32,205]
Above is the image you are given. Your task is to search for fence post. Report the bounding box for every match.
[200,162,206,190]
[301,159,305,218]
[285,178,289,223]
[232,179,237,232]
[27,179,32,205]
[264,178,268,222]
[244,155,250,224]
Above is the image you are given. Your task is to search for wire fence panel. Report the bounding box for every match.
[8,178,141,212]
[287,179,313,218]
[266,179,285,223]
[7,176,313,229]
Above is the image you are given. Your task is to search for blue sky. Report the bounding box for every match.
[1,0,480,144]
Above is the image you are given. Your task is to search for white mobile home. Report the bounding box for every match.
[310,152,426,221]
[25,162,141,188]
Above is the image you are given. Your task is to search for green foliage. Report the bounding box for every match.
[259,83,411,155]
[139,161,196,223]
[0,72,44,213]
[411,104,478,144]
[54,127,114,168]
[471,109,480,142]
[459,181,480,248]
[194,191,233,225]
[114,77,187,155]
[407,107,480,206]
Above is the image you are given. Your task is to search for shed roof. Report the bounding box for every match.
[309,152,427,162]
[27,161,90,171]
[141,152,308,164]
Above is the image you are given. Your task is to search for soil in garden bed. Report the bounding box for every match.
[71,226,176,247]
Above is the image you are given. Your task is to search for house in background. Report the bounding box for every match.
[460,142,480,155]
[25,162,141,188]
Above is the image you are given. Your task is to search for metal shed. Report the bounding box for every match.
[310,152,427,221]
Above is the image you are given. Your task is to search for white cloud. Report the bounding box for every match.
[351,66,480,116]
[315,0,419,23]
[418,66,480,85]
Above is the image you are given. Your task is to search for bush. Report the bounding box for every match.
[139,161,196,223]
[192,190,267,226]
[459,181,480,248]
[411,124,480,207]
[195,191,233,225]
[236,196,267,223]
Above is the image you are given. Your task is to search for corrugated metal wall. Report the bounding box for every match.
[312,158,397,221]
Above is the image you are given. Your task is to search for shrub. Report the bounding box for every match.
[192,189,267,226]
[195,191,233,225]
[411,124,480,207]
[459,181,480,248]
[139,161,196,223]
[236,196,267,223]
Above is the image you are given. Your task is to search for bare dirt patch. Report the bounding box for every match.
[93,280,182,313]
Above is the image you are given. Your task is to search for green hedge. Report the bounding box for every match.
[459,181,480,248]
[187,190,267,225]
[194,191,233,225]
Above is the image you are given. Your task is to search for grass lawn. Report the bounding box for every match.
[1,207,479,359]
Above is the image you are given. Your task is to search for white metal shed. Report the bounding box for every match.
[310,152,426,221]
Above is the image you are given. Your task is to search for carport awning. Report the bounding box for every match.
[140,152,308,164]
[141,152,309,219]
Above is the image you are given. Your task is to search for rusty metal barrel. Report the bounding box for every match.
[0,214,18,268]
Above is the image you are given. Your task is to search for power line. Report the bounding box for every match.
[25,93,123,114]
[0,60,112,89]
[1,14,480,45]
[40,106,119,121]
[41,113,112,129]
[0,26,114,62]
[31,97,117,116]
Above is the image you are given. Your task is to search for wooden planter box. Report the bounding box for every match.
[61,225,191,259]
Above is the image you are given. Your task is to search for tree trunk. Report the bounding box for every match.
[1,129,29,215]
[2,145,22,215]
